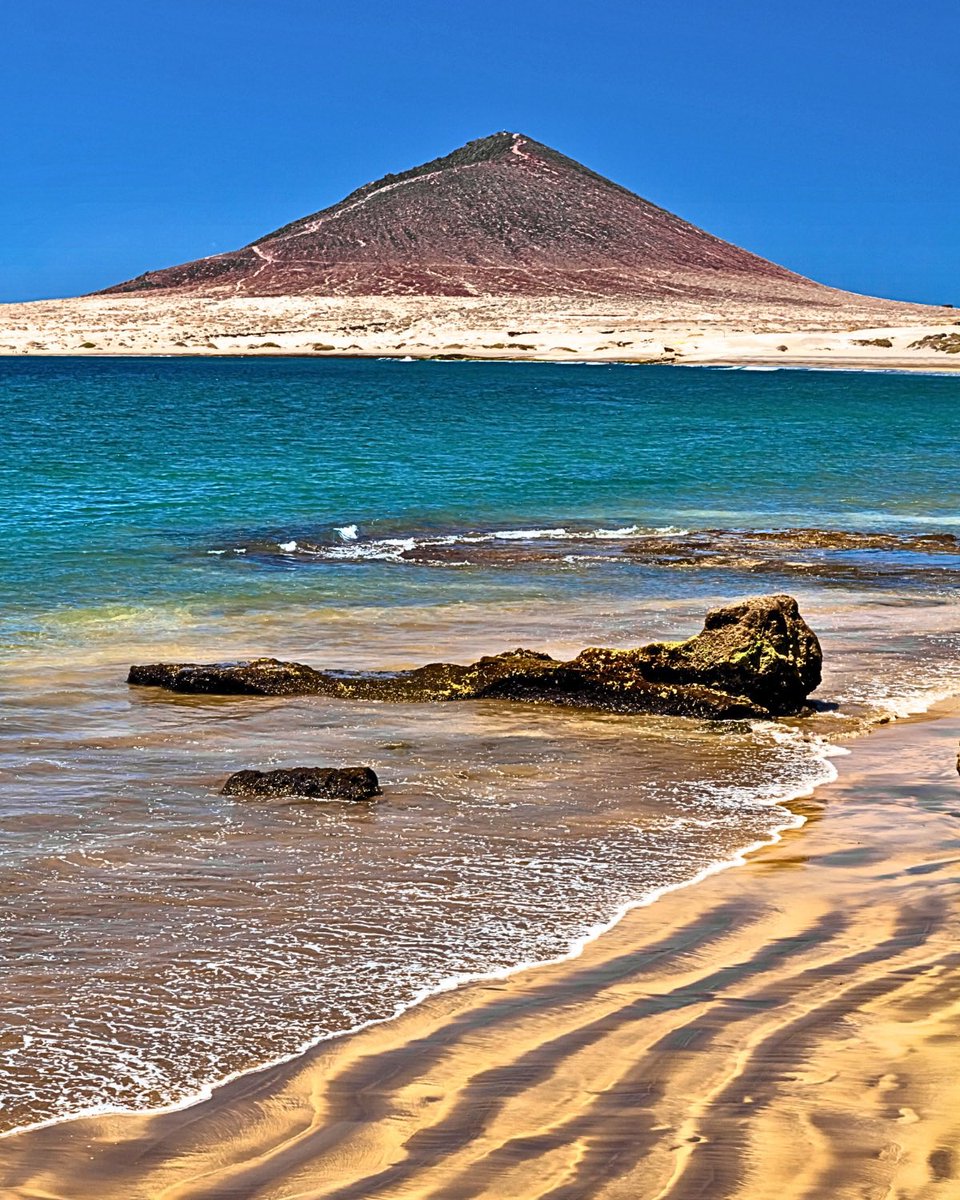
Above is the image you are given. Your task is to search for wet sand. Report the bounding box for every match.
[3,703,959,1199]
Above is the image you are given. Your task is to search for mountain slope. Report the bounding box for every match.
[99,132,859,303]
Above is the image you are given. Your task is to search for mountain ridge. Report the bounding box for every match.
[262,132,641,237]
[97,133,869,305]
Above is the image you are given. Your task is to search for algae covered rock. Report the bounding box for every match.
[478,647,769,718]
[221,766,381,801]
[129,594,822,719]
[348,649,560,702]
[625,594,822,715]
[127,658,332,696]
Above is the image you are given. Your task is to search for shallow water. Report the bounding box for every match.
[2,358,959,1132]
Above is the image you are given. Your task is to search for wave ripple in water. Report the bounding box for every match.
[1,682,842,1133]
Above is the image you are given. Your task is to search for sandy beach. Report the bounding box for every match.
[6,5,959,1197]
[3,700,958,1199]
[1,293,959,372]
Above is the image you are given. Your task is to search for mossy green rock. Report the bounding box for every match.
[128,595,822,720]
[621,594,822,715]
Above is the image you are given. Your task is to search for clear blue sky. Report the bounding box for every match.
[2,0,957,303]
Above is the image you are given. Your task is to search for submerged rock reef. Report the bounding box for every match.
[129,595,821,720]
[622,528,960,578]
[222,766,381,801]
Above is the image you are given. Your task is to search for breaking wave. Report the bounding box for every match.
[203,521,960,583]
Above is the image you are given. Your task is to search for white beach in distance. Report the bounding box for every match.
[2,293,958,371]
[3,133,957,371]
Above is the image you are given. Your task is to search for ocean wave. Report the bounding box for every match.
[196,521,960,587]
[1,718,836,1142]
[203,518,960,576]
[835,672,960,722]
[223,523,687,566]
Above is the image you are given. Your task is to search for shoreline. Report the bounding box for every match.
[0,718,835,1144]
[4,698,959,1198]
[3,349,960,375]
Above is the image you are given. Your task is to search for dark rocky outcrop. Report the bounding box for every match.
[221,766,381,801]
[621,594,822,716]
[125,595,816,715]
[621,528,960,584]
[624,528,960,559]
[129,595,821,719]
[128,658,328,696]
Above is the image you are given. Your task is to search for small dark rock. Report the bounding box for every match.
[222,766,381,801]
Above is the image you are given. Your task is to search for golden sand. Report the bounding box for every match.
[2,705,959,1199]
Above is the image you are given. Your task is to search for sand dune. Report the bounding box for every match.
[3,706,959,1199]
[1,292,958,372]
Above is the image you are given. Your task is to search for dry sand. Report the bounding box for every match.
[1,292,959,371]
[3,704,959,1199]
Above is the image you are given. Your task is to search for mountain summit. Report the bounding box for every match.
[101,132,834,302]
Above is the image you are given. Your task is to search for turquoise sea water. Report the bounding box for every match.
[2,358,959,1133]
[3,357,959,651]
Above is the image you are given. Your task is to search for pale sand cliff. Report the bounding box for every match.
[1,293,958,371]
[3,705,959,1199]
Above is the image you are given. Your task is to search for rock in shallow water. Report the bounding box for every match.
[221,766,381,801]
[128,657,325,696]
[129,594,822,720]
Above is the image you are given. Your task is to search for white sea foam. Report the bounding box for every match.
[561,554,624,565]
[1,726,839,1143]
[481,526,569,540]
[860,680,960,721]
[277,523,667,563]
[320,537,417,562]
[211,524,703,564]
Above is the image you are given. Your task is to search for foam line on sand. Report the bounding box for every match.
[3,703,960,1198]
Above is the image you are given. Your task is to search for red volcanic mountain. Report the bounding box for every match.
[101,132,838,303]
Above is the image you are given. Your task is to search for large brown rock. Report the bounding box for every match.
[221,766,381,801]
[624,594,822,715]
[128,594,822,719]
